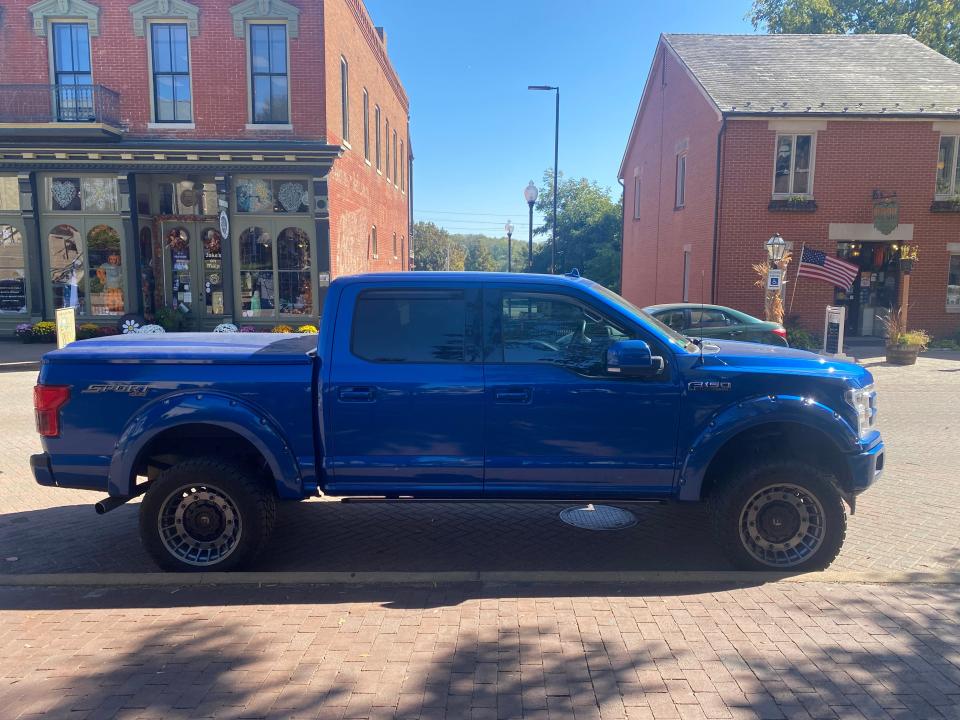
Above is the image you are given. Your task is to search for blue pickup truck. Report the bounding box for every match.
[31,272,883,572]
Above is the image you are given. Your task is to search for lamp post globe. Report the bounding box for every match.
[505,221,514,272]
[524,181,538,271]
[524,181,538,206]
[766,233,786,265]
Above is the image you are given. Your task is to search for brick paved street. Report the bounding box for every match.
[0,581,958,719]
[1,345,958,575]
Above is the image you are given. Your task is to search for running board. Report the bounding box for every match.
[338,497,667,504]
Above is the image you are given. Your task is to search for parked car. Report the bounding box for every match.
[645,303,788,346]
[32,272,882,572]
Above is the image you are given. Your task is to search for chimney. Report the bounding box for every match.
[375,26,387,50]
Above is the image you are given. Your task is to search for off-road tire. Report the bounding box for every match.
[139,457,276,572]
[709,459,847,571]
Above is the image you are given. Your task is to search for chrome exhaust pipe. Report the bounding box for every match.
[94,482,149,515]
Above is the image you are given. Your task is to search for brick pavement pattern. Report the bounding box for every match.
[0,348,958,574]
[0,581,958,719]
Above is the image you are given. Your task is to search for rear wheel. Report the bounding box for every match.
[710,459,846,571]
[139,458,276,572]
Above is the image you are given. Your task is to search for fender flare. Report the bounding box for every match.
[676,394,859,501]
[107,391,302,498]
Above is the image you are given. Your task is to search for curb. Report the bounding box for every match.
[0,569,958,587]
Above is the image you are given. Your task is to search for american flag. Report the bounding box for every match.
[797,247,859,290]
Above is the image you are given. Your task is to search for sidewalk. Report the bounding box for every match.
[0,340,48,371]
[0,580,957,720]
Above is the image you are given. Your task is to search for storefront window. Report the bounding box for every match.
[202,228,224,315]
[0,225,26,313]
[239,226,274,317]
[48,177,117,213]
[278,227,311,315]
[949,254,960,307]
[48,224,86,313]
[88,224,123,315]
[167,227,191,312]
[236,178,308,213]
[0,178,19,211]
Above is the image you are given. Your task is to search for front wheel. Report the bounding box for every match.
[710,460,847,571]
[139,458,276,572]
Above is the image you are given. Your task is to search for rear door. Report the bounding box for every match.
[482,285,682,499]
[324,283,484,496]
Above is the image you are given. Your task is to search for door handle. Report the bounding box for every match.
[494,387,531,403]
[338,386,375,402]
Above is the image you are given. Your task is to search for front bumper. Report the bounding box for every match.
[31,453,56,487]
[843,438,885,495]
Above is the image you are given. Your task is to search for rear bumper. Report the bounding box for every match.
[31,453,56,487]
[843,438,885,495]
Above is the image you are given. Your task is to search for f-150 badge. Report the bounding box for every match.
[688,380,732,392]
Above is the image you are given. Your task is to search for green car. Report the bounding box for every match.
[644,303,789,346]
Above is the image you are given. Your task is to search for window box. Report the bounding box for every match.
[768,198,817,212]
[930,199,960,212]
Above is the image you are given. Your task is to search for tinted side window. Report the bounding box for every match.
[352,290,466,363]
[689,309,729,328]
[500,293,631,376]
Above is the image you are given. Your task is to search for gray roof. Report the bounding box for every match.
[663,33,960,116]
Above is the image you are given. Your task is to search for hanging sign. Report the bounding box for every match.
[766,269,783,291]
[219,210,230,240]
[55,307,76,349]
[822,305,846,356]
[872,190,898,235]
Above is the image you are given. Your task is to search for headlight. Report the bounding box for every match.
[845,384,878,438]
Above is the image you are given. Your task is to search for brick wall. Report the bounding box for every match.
[0,0,327,141]
[322,0,409,277]
[717,119,960,338]
[620,47,722,308]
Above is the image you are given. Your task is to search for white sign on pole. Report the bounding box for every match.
[767,269,783,291]
[822,305,847,357]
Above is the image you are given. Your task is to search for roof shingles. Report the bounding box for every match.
[664,33,960,116]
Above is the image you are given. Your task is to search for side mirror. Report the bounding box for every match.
[606,339,665,378]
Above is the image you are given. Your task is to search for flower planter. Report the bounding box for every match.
[885,344,920,365]
[768,199,817,212]
[930,200,960,212]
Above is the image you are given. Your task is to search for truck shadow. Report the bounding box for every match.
[0,581,956,719]
[0,499,731,576]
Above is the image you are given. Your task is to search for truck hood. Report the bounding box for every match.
[697,339,871,385]
[43,333,317,365]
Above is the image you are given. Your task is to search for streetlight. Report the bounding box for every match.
[524,180,538,271]
[765,233,786,324]
[505,220,514,272]
[528,84,559,274]
[766,232,787,267]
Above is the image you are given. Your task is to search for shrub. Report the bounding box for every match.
[97,326,120,337]
[894,329,930,351]
[786,327,821,351]
[31,321,56,343]
[77,323,99,340]
[930,338,960,350]
[296,324,319,334]
[155,306,188,332]
[271,324,293,333]
[239,325,256,333]
[15,323,33,342]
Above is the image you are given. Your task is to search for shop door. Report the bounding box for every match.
[836,242,899,337]
[159,221,225,322]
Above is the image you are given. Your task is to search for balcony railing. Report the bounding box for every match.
[0,84,120,127]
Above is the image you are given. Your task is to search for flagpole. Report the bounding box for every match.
[788,242,806,316]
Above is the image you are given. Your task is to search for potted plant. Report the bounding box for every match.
[882,307,929,365]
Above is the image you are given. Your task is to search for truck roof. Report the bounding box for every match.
[333,271,595,287]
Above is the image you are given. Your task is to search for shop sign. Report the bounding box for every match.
[822,305,846,356]
[219,210,230,239]
[872,190,898,235]
[55,307,76,349]
[766,269,783,291]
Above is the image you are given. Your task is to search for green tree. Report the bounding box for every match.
[412,221,466,271]
[750,0,960,61]
[464,240,498,272]
[531,171,622,291]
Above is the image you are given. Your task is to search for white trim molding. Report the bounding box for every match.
[828,223,914,243]
[767,119,828,133]
[29,0,100,36]
[130,0,199,36]
[230,0,299,38]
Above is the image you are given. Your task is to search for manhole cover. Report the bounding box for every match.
[559,504,637,531]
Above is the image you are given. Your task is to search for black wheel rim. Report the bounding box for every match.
[158,484,242,566]
[739,483,826,568]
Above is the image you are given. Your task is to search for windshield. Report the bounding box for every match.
[589,282,697,351]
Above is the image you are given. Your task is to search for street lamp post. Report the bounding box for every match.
[505,220,514,272]
[524,180,538,271]
[528,85,559,274]
[765,233,787,323]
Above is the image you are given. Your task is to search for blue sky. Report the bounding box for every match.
[363,0,756,238]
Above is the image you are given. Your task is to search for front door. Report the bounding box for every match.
[323,283,485,496]
[483,286,682,499]
[159,221,225,323]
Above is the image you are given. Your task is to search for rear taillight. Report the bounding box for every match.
[772,327,788,338]
[34,385,70,437]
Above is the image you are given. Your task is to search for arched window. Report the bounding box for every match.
[362,88,370,161]
[374,106,381,171]
[47,224,85,313]
[371,226,378,258]
[88,224,123,315]
[0,224,26,313]
[278,227,311,315]
[239,226,274,317]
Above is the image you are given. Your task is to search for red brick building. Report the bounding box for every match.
[620,34,960,339]
[0,0,410,333]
